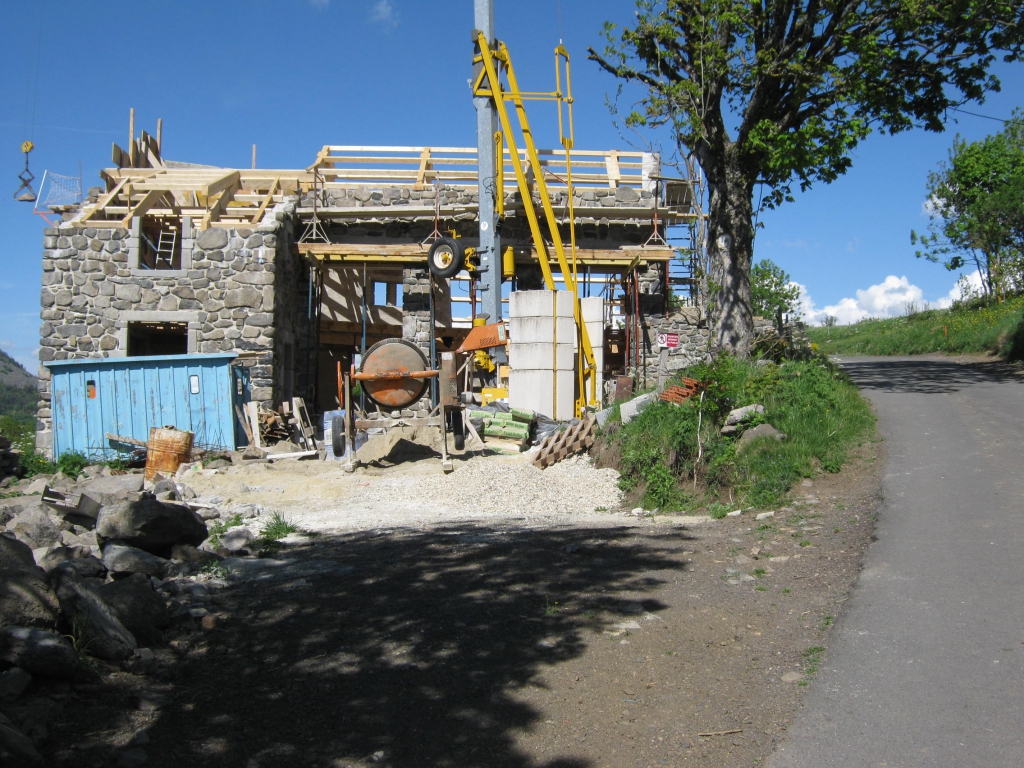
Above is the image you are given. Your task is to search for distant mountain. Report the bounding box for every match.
[0,349,38,423]
[0,349,36,389]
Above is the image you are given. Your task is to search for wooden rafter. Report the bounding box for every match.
[120,189,165,228]
[250,177,280,224]
[201,182,239,230]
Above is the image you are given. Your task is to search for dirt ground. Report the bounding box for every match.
[42,436,883,768]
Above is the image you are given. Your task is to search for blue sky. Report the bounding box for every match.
[1,0,1021,372]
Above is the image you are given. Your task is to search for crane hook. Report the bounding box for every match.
[14,140,37,203]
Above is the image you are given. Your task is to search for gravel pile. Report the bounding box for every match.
[333,454,622,523]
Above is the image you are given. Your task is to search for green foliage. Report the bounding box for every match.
[0,385,38,423]
[19,451,55,478]
[591,2,1024,209]
[913,111,1024,297]
[258,512,298,543]
[207,514,244,548]
[751,259,802,318]
[56,451,89,479]
[807,294,1024,359]
[610,354,874,510]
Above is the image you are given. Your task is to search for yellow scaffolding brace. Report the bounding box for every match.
[472,31,598,417]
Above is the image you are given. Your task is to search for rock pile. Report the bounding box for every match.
[0,436,21,486]
[0,461,266,765]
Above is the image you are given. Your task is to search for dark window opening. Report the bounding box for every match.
[139,216,182,270]
[128,322,188,356]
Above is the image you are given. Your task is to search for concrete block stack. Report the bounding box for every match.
[508,290,575,420]
[579,296,605,408]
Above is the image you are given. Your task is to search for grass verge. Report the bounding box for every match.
[608,354,875,511]
[807,294,1024,358]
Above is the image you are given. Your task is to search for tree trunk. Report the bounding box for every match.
[703,147,757,356]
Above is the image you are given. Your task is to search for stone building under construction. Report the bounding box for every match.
[34,122,711,456]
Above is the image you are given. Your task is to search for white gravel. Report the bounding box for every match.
[286,454,622,532]
[183,452,626,534]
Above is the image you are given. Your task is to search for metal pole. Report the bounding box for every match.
[474,0,503,331]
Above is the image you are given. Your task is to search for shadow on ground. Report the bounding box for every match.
[58,523,690,768]
[838,356,1024,395]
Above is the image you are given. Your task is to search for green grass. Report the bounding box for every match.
[807,294,1024,359]
[259,512,299,542]
[609,354,875,510]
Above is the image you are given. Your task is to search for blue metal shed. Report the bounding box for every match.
[45,354,250,459]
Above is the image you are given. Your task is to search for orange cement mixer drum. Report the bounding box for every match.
[359,338,431,409]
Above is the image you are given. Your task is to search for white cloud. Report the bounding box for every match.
[369,0,398,26]
[935,270,984,308]
[794,275,953,326]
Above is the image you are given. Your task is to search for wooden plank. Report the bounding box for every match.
[235,404,254,444]
[200,182,240,230]
[250,177,279,224]
[605,150,622,188]
[79,177,130,223]
[201,170,241,198]
[120,188,165,227]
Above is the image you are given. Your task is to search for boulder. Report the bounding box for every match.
[102,542,169,579]
[169,544,220,566]
[79,474,145,495]
[738,423,787,450]
[0,535,36,570]
[16,477,50,496]
[0,567,60,630]
[96,497,208,555]
[725,403,765,426]
[39,549,106,579]
[0,667,31,700]
[0,502,24,527]
[0,626,78,677]
[51,568,136,661]
[220,527,254,553]
[6,507,61,550]
[0,709,43,765]
[97,574,170,644]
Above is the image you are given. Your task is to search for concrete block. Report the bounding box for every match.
[579,296,604,324]
[509,290,574,319]
[508,342,574,371]
[509,369,574,420]
[509,316,576,344]
[619,392,658,424]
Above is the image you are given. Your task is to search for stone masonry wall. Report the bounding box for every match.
[36,198,307,455]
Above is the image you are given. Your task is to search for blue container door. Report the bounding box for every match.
[48,355,242,459]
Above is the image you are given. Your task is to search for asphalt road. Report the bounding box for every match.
[768,356,1024,768]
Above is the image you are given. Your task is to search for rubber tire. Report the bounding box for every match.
[331,415,345,457]
[450,409,466,451]
[428,237,465,279]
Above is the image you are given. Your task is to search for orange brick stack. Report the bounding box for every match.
[659,377,704,404]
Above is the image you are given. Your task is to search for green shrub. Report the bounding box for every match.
[608,354,874,510]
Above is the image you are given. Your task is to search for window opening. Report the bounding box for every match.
[138,216,182,270]
[86,380,97,399]
[127,322,187,356]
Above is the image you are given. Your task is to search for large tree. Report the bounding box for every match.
[589,1,1024,354]
[913,110,1024,297]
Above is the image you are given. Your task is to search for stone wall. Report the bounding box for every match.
[303,182,661,246]
[637,307,712,374]
[35,198,308,455]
